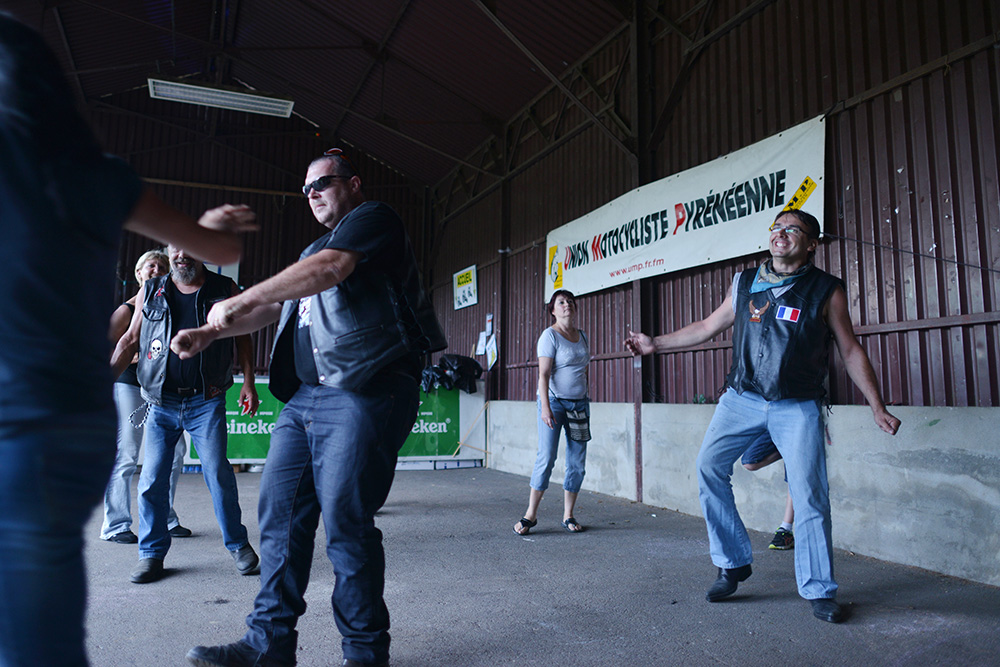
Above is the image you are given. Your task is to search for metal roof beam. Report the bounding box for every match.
[227,57,498,177]
[473,0,635,166]
[294,0,506,141]
[52,7,85,103]
[329,0,412,136]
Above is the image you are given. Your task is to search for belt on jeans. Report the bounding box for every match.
[172,387,199,397]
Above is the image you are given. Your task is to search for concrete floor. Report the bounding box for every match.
[83,468,1000,666]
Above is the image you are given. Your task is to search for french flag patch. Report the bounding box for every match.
[775,306,801,322]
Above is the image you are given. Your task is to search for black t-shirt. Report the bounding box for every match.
[163,288,201,392]
[0,14,143,422]
[293,201,421,389]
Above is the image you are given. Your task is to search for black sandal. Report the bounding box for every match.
[513,517,537,535]
[562,517,584,533]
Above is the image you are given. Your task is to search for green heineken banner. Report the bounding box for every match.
[186,378,283,464]
[186,379,463,464]
[400,387,460,457]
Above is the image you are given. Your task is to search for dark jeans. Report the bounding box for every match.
[139,392,248,559]
[0,411,116,666]
[243,375,418,665]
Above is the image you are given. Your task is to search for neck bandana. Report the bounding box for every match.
[749,260,812,294]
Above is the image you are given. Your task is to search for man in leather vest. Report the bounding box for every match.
[175,148,446,667]
[626,209,900,624]
[111,245,261,584]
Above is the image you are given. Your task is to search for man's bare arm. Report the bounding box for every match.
[123,189,257,267]
[108,302,133,344]
[625,292,736,356]
[205,248,360,331]
[826,286,901,435]
[110,283,146,378]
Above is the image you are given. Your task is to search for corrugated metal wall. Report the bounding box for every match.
[430,0,1000,408]
[82,0,998,406]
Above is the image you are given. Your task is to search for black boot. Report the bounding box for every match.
[706,564,752,601]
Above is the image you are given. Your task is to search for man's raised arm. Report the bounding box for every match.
[124,189,257,267]
[171,248,361,360]
[110,283,146,378]
[625,292,736,356]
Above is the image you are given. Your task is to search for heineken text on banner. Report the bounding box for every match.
[545,115,825,299]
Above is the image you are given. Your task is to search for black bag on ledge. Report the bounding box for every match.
[421,354,483,394]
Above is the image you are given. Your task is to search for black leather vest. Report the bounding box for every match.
[726,266,843,401]
[137,271,236,404]
[269,204,447,402]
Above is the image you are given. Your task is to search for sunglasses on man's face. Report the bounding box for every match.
[302,174,350,196]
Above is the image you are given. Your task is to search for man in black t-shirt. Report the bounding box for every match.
[176,149,445,667]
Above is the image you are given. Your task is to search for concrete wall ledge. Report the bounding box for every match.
[488,401,1000,587]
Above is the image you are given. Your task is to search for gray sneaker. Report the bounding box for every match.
[232,544,259,575]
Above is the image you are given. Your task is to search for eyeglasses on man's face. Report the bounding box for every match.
[302,174,351,196]
[768,222,809,237]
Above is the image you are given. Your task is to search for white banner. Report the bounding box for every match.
[544,115,826,299]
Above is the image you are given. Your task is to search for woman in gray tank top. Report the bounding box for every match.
[513,290,590,535]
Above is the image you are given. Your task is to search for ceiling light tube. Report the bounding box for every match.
[147,78,294,118]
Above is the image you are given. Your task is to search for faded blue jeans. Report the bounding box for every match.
[696,388,837,600]
[0,411,116,666]
[530,396,589,494]
[137,392,248,559]
[101,382,183,539]
[243,376,419,666]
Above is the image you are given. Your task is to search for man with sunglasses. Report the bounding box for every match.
[625,209,900,624]
[176,148,446,667]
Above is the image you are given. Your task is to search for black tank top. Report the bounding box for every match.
[163,288,201,392]
[115,302,140,386]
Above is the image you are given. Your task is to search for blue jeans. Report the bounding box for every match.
[101,382,183,539]
[696,388,836,599]
[740,431,779,467]
[243,377,418,665]
[137,393,248,559]
[530,396,589,494]
[0,411,116,666]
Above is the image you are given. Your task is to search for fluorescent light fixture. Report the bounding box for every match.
[147,78,294,118]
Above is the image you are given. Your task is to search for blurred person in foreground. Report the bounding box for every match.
[0,12,255,666]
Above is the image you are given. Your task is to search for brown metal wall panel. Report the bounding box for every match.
[431,123,635,401]
[55,0,999,405]
[431,190,503,280]
[635,0,1000,408]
